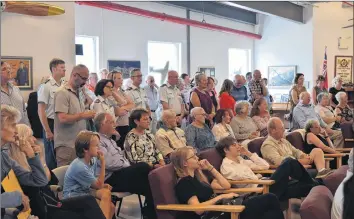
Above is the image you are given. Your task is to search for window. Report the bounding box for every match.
[148,41,181,86]
[75,35,99,74]
[228,49,252,80]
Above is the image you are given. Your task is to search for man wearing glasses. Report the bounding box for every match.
[126,68,151,113]
[54,64,96,167]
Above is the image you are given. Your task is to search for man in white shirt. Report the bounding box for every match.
[216,136,320,201]
[331,149,353,219]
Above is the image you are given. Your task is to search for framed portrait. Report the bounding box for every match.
[268,65,297,89]
[198,66,215,77]
[2,56,33,90]
[107,60,141,79]
[334,56,353,84]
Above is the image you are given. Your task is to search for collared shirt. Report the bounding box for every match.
[125,84,148,110]
[90,95,117,121]
[231,85,248,101]
[261,135,306,166]
[54,85,87,149]
[155,124,187,157]
[221,156,269,188]
[97,133,130,180]
[212,123,235,141]
[144,85,159,111]
[293,103,327,130]
[315,105,336,128]
[159,82,183,115]
[1,82,30,125]
[331,170,353,219]
[37,76,64,119]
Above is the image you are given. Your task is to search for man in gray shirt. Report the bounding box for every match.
[144,75,159,133]
[54,64,96,167]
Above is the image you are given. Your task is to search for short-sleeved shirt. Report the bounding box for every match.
[90,95,117,121]
[144,85,159,111]
[54,85,87,149]
[231,85,248,102]
[248,80,264,102]
[159,83,183,115]
[37,76,64,119]
[125,84,149,110]
[63,158,98,198]
[329,87,345,105]
[175,176,214,219]
[110,89,129,126]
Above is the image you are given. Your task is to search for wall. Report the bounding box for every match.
[75,2,256,90]
[1,2,76,100]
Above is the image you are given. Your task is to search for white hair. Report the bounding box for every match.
[335,91,347,103]
[161,109,176,123]
[332,75,342,87]
[235,101,251,115]
[1,104,21,129]
[190,107,203,119]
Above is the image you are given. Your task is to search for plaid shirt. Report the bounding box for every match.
[248,80,263,102]
[155,125,187,157]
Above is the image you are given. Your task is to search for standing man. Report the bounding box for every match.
[248,69,268,104]
[15,61,29,86]
[159,70,184,127]
[37,58,66,170]
[126,68,151,112]
[54,64,96,167]
[144,75,159,133]
[231,74,249,101]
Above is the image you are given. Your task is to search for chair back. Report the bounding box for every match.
[148,164,178,219]
[323,165,349,195]
[286,131,304,151]
[52,165,69,187]
[341,122,354,148]
[300,185,333,219]
[199,148,223,171]
[247,137,266,157]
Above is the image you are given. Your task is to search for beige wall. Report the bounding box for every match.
[1,2,76,101]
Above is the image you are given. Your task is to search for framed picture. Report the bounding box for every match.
[107,60,141,79]
[198,66,215,77]
[268,65,297,89]
[2,56,33,90]
[334,56,353,84]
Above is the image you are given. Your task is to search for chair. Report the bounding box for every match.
[341,122,354,148]
[299,186,333,219]
[323,165,349,195]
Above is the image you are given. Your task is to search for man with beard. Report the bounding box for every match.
[54,64,96,166]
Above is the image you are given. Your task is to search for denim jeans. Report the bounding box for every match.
[43,118,57,170]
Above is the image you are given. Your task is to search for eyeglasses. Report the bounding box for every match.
[187,153,198,160]
[105,85,114,89]
[75,73,88,81]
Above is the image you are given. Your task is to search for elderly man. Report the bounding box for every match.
[293,91,344,148]
[261,117,333,179]
[93,112,156,219]
[126,69,151,113]
[155,109,187,162]
[231,75,249,101]
[248,70,268,104]
[144,75,159,133]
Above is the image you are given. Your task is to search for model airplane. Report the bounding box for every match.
[1,1,65,16]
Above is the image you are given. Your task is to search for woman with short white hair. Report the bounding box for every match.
[335,91,353,123]
[329,75,345,108]
[315,92,340,129]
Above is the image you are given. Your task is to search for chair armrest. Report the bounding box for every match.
[269,165,278,169]
[228,179,275,186]
[345,138,354,142]
[324,158,334,161]
[324,154,345,158]
[214,187,263,194]
[253,169,275,174]
[336,148,352,152]
[49,185,62,192]
[157,204,245,213]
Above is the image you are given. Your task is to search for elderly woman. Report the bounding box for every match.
[230,101,260,145]
[329,76,345,108]
[189,73,215,127]
[312,75,328,105]
[124,109,165,168]
[212,109,235,141]
[219,79,236,114]
[251,98,270,137]
[335,92,353,123]
[315,93,340,129]
[185,107,216,152]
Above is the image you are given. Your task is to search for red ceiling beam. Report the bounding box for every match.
[75,1,262,40]
[342,1,354,7]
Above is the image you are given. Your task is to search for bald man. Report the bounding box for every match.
[54,64,96,166]
[293,91,344,148]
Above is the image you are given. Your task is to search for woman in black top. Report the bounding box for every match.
[329,75,345,108]
[207,77,219,111]
[171,147,284,219]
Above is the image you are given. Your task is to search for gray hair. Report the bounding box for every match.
[235,101,251,115]
[332,75,342,87]
[335,91,347,103]
[93,112,108,132]
[267,117,282,133]
[194,73,206,86]
[190,107,204,119]
[317,92,329,103]
[1,105,21,129]
[161,109,176,124]
[304,120,319,133]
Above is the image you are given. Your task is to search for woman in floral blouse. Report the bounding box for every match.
[250,98,270,137]
[124,108,165,169]
[212,109,235,141]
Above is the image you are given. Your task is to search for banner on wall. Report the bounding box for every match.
[334,56,353,84]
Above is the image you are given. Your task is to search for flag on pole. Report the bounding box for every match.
[322,46,328,89]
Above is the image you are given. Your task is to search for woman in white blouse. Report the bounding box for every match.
[212,109,235,141]
[314,92,339,129]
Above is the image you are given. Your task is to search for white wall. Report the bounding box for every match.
[75,2,256,90]
[1,2,76,100]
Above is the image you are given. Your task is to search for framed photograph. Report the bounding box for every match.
[2,56,33,90]
[198,66,215,77]
[268,65,297,89]
[334,56,353,84]
[107,60,141,79]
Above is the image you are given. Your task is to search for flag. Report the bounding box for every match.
[322,46,328,89]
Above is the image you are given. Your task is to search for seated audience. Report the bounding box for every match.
[293,91,344,148]
[304,120,337,154]
[312,75,328,105]
[217,137,319,200]
[230,101,260,145]
[335,91,353,123]
[212,109,235,141]
[155,109,187,161]
[63,131,114,219]
[261,117,332,179]
[218,79,236,114]
[315,92,340,129]
[231,75,249,102]
[329,75,345,108]
[171,146,285,219]
[185,107,216,152]
[250,98,270,137]
[93,112,156,219]
[124,108,165,168]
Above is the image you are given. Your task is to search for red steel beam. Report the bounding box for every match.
[342,1,354,7]
[75,1,262,40]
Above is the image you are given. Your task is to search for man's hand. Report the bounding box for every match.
[21,193,30,212]
[45,131,54,141]
[240,147,252,157]
[103,184,112,191]
[80,110,96,120]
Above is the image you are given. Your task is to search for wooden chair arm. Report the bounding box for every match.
[325,158,334,161]
[345,139,354,142]
[324,154,345,158]
[253,169,275,174]
[269,165,278,169]
[336,148,352,152]
[228,179,275,186]
[214,187,263,194]
[157,204,245,213]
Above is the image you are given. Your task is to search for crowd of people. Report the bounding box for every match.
[1,58,354,219]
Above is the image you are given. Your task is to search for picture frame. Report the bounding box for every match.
[334,56,353,84]
[107,60,141,79]
[268,65,297,89]
[198,66,215,77]
[2,56,33,90]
